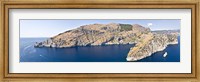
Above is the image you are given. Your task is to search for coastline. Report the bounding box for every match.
[126,34,179,61]
[20,37,180,62]
[126,42,178,61]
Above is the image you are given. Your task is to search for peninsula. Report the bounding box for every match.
[34,23,179,61]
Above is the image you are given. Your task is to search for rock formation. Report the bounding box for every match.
[126,33,178,61]
[34,23,179,61]
[34,23,150,48]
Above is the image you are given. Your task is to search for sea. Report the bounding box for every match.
[20,36,180,62]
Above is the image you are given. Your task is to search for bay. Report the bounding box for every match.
[20,36,180,62]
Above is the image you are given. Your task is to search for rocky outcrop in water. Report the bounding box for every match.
[34,23,179,61]
[126,33,178,61]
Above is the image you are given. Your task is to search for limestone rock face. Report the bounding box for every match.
[126,33,178,61]
[34,23,150,48]
[34,23,179,61]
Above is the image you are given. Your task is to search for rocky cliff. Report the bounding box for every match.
[34,23,150,48]
[34,23,178,61]
[126,33,178,61]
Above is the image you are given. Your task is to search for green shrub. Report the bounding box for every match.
[119,24,132,31]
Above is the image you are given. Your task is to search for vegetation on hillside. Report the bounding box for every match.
[119,24,133,31]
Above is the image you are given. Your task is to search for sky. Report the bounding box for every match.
[20,19,180,38]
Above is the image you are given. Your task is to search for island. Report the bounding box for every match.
[34,23,179,61]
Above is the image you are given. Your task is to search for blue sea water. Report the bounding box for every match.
[20,37,180,62]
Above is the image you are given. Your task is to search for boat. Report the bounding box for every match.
[163,52,167,57]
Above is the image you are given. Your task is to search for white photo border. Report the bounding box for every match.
[9,9,191,73]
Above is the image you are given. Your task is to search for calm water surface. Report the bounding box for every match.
[20,37,180,62]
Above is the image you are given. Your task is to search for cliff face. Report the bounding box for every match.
[34,23,150,48]
[34,23,179,61]
[126,33,178,61]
